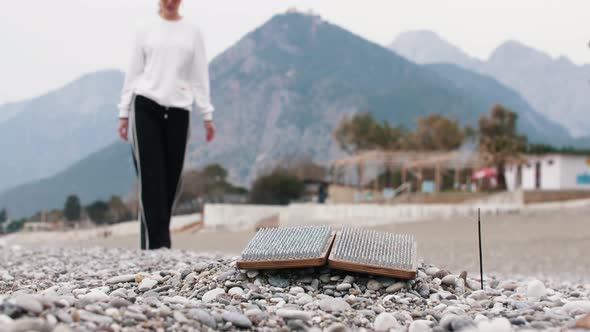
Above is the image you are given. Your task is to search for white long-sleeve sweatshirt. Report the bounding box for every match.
[118,17,214,121]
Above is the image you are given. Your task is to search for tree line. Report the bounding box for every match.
[1,160,325,233]
[333,112,470,154]
[230,104,535,201]
[249,155,327,205]
[5,104,583,233]
[333,104,529,190]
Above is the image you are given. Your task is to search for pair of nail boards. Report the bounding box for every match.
[237,225,417,280]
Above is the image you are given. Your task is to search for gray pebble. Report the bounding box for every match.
[327,322,350,332]
[268,275,289,288]
[276,308,312,321]
[193,262,209,272]
[450,315,474,331]
[173,311,189,323]
[441,275,456,286]
[367,280,383,291]
[343,276,355,284]
[319,298,351,312]
[337,283,352,291]
[106,274,135,284]
[386,282,406,293]
[189,308,217,328]
[13,295,43,314]
[9,318,51,332]
[78,310,113,325]
[222,311,252,328]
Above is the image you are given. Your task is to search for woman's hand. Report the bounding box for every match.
[205,120,215,142]
[118,118,129,141]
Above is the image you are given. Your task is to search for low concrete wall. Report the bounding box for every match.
[328,185,498,204]
[526,197,590,211]
[1,213,201,246]
[524,190,590,204]
[280,203,521,226]
[389,193,495,204]
[203,204,283,231]
[203,203,523,231]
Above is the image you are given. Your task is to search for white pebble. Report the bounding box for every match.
[166,295,189,305]
[0,314,13,325]
[202,288,225,303]
[296,294,313,305]
[527,279,546,301]
[441,275,457,286]
[138,278,157,292]
[374,312,400,332]
[563,301,590,315]
[106,274,135,284]
[289,287,305,295]
[409,320,432,332]
[105,308,120,319]
[80,290,109,302]
[228,287,244,296]
[477,317,511,332]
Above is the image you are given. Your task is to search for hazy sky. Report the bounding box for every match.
[1,0,588,104]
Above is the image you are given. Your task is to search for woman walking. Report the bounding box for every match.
[116,0,215,250]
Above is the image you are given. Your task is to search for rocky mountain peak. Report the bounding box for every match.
[390,30,482,70]
[488,40,552,66]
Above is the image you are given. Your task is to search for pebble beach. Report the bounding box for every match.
[1,206,589,331]
[1,245,589,331]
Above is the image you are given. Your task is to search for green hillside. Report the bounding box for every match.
[0,141,135,218]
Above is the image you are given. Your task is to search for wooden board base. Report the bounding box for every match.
[328,259,417,280]
[237,233,335,270]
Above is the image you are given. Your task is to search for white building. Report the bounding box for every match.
[505,154,590,191]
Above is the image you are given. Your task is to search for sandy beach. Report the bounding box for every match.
[8,205,589,283]
[2,206,590,331]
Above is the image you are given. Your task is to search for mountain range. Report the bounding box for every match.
[0,70,123,192]
[1,12,587,218]
[189,12,577,183]
[0,141,135,219]
[390,30,590,138]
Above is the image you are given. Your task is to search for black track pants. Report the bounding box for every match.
[130,94,190,250]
